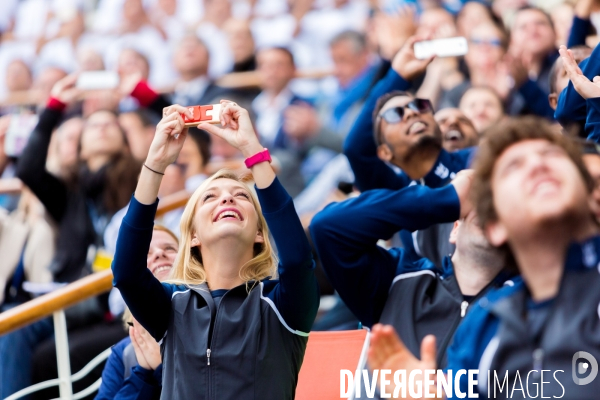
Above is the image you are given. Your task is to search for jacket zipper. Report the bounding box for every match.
[460,300,468,317]
[207,348,211,366]
[437,300,469,366]
[437,275,502,366]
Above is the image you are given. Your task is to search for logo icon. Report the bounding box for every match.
[572,351,598,385]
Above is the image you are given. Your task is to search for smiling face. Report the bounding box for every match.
[147,229,179,281]
[486,139,591,246]
[434,108,478,151]
[376,95,442,163]
[191,178,263,250]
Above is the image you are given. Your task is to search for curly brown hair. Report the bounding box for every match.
[471,116,594,232]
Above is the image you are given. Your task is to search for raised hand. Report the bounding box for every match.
[130,319,161,370]
[392,35,435,81]
[119,72,144,98]
[145,105,192,173]
[50,74,80,104]
[373,5,418,60]
[451,169,474,219]
[368,324,439,399]
[559,45,600,99]
[197,100,262,158]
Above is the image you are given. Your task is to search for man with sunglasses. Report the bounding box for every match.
[344,36,475,194]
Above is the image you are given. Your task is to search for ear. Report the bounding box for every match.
[377,143,393,162]
[448,220,460,245]
[548,93,557,110]
[255,230,264,244]
[190,233,201,248]
[484,220,508,247]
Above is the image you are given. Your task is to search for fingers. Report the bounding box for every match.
[559,46,583,78]
[219,99,245,128]
[60,74,79,89]
[420,335,437,369]
[129,327,151,369]
[368,324,406,370]
[163,104,193,119]
[197,122,224,138]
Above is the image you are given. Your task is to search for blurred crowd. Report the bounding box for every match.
[1,0,600,398]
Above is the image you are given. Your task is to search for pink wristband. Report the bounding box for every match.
[244,148,272,169]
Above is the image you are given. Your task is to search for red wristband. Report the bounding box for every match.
[131,80,158,107]
[244,148,272,169]
[46,97,66,112]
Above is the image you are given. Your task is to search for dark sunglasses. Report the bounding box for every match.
[379,99,433,124]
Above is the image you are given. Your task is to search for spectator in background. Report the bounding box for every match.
[0,188,55,308]
[35,10,86,75]
[5,59,32,94]
[118,49,150,84]
[549,45,592,137]
[77,48,105,72]
[148,0,185,42]
[96,225,178,400]
[31,66,67,110]
[506,6,557,118]
[455,1,497,38]
[285,30,377,185]
[224,19,257,73]
[168,35,226,107]
[320,30,376,140]
[439,20,508,109]
[104,0,172,89]
[1,59,33,116]
[253,46,312,196]
[195,0,234,78]
[416,6,456,38]
[434,108,479,152]
[117,48,151,113]
[0,74,139,399]
[46,116,84,181]
[458,86,505,133]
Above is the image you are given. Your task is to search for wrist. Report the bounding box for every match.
[143,158,168,174]
[46,97,67,112]
[240,142,265,159]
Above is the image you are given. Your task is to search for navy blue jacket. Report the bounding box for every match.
[343,68,474,192]
[585,97,600,141]
[555,43,600,126]
[111,177,319,399]
[310,185,512,367]
[95,337,162,400]
[567,16,592,48]
[446,237,600,398]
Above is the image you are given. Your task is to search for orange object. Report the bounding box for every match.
[181,104,221,126]
[296,329,369,400]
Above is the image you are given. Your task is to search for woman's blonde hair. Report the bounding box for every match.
[167,169,276,287]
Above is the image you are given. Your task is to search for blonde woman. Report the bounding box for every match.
[111,101,319,399]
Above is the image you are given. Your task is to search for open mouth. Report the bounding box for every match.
[407,121,428,135]
[152,264,172,276]
[213,208,243,222]
[444,129,464,142]
[530,177,561,196]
